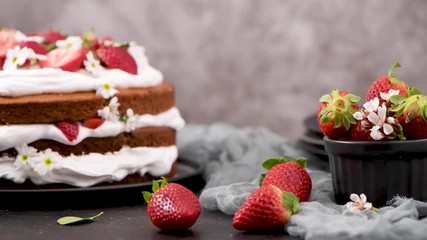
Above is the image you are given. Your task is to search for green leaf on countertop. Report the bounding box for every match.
[57,211,104,226]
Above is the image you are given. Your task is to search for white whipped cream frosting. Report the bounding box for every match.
[0,42,184,187]
[0,43,163,97]
[0,146,177,187]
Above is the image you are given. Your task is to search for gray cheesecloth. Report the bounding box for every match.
[178,123,427,240]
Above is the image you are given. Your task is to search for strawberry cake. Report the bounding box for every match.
[0,28,185,188]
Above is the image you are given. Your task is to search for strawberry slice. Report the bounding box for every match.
[29,30,65,45]
[0,28,19,57]
[0,56,5,70]
[83,117,105,129]
[39,48,85,72]
[19,41,47,55]
[96,46,137,74]
[55,120,79,142]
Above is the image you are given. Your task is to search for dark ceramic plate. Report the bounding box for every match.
[300,132,324,147]
[0,158,205,210]
[304,114,322,135]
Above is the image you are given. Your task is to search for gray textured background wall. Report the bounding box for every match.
[1,0,426,139]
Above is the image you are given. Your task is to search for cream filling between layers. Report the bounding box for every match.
[0,107,185,151]
[0,145,177,187]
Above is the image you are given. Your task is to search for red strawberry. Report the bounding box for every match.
[19,41,47,55]
[260,156,312,202]
[143,178,201,231]
[347,121,373,141]
[0,28,19,57]
[391,94,427,139]
[39,48,85,72]
[83,117,105,129]
[232,185,299,231]
[318,89,360,140]
[55,120,79,142]
[96,46,137,74]
[29,30,65,45]
[82,30,99,50]
[0,56,4,70]
[365,62,409,104]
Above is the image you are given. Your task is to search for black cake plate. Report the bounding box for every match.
[0,158,205,210]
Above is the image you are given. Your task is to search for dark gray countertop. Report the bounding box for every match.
[1,203,301,240]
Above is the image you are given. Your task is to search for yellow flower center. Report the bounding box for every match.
[21,154,28,162]
[44,158,53,167]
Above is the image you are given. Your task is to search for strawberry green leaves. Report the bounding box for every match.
[57,212,104,226]
[142,177,168,203]
[319,89,361,131]
[283,191,300,215]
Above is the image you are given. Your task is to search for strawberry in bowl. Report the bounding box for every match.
[319,62,427,206]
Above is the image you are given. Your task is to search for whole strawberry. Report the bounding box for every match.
[233,185,299,231]
[143,178,201,231]
[365,62,410,104]
[347,121,373,141]
[260,156,312,202]
[96,46,137,75]
[391,94,427,139]
[318,89,360,139]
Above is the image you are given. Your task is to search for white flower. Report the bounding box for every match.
[84,51,104,76]
[124,108,137,132]
[14,144,38,169]
[97,97,120,121]
[370,126,384,140]
[95,82,118,99]
[380,89,400,101]
[56,36,83,49]
[353,111,364,121]
[3,46,46,70]
[363,97,380,113]
[33,149,59,176]
[345,193,373,212]
[14,31,44,43]
[367,103,394,140]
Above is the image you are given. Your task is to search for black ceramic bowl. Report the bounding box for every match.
[323,137,427,207]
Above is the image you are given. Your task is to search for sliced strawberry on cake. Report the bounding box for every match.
[39,47,86,72]
[96,46,137,74]
[0,28,19,57]
[55,120,79,142]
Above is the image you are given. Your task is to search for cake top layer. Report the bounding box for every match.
[0,28,163,97]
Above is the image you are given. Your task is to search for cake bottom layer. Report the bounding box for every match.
[0,162,177,190]
[0,145,178,187]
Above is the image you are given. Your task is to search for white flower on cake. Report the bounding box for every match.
[34,149,60,176]
[14,31,44,43]
[95,82,118,99]
[56,36,83,49]
[84,51,105,77]
[98,96,120,122]
[123,108,137,132]
[345,193,373,212]
[14,144,38,169]
[3,46,46,70]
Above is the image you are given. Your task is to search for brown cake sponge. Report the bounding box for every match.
[0,127,176,157]
[0,81,175,124]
